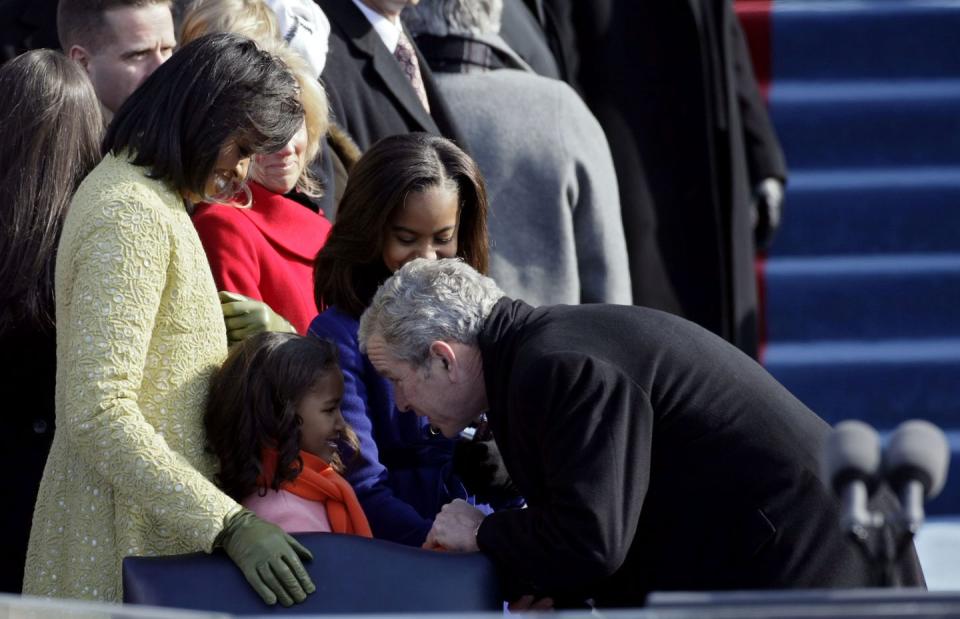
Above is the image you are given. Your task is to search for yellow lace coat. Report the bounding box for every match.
[23,154,241,601]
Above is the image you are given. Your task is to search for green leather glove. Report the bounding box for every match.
[218,509,316,606]
[219,291,297,344]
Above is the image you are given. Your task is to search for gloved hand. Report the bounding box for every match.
[752,177,785,253]
[218,509,315,606]
[219,291,297,344]
[453,437,521,504]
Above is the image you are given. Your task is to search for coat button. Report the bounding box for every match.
[33,419,48,434]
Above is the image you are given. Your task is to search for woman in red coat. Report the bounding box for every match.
[193,49,333,336]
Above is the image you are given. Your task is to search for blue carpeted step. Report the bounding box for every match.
[769,80,960,169]
[772,167,960,256]
[767,337,960,514]
[772,1,960,81]
[765,254,960,341]
[765,338,960,431]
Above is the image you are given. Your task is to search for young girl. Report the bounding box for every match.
[310,133,519,547]
[205,331,372,537]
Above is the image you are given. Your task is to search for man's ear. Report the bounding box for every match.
[67,45,92,71]
[429,341,457,381]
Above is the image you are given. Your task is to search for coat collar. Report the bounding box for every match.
[320,0,440,134]
[237,181,330,262]
[478,297,537,424]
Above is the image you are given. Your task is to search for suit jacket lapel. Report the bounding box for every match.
[321,0,440,134]
[373,26,440,133]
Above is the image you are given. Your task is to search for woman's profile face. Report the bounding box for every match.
[381,185,459,273]
[202,138,251,201]
[249,122,309,195]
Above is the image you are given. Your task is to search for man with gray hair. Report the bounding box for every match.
[404,0,631,306]
[359,258,923,608]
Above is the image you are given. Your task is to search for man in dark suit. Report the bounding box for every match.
[316,0,467,150]
[358,258,925,609]
[537,0,787,359]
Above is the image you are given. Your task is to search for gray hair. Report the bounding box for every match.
[358,258,505,367]
[403,0,503,38]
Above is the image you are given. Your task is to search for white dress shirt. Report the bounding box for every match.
[350,0,401,53]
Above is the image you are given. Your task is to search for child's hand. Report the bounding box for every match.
[219,291,297,343]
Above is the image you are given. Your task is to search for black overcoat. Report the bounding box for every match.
[548,0,787,357]
[0,0,58,65]
[316,0,468,152]
[476,299,923,607]
[0,322,56,592]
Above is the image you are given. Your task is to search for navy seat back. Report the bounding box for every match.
[123,532,502,615]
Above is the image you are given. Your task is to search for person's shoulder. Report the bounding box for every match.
[191,201,256,233]
[73,153,179,216]
[308,306,358,341]
[65,155,181,241]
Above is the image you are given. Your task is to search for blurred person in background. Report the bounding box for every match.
[58,0,176,120]
[316,0,468,151]
[0,49,102,593]
[407,0,631,306]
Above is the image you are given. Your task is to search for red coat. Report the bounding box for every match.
[192,182,332,335]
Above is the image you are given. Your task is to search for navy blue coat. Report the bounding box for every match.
[309,307,476,545]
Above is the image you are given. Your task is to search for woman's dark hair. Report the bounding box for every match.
[314,133,489,318]
[0,49,102,334]
[205,332,359,500]
[102,32,303,198]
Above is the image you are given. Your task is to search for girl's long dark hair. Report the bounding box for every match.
[0,50,102,334]
[204,332,359,500]
[314,132,490,318]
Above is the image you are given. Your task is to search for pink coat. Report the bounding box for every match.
[243,488,332,534]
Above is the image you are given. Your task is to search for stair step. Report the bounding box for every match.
[765,338,960,430]
[770,80,960,169]
[772,167,960,256]
[765,254,960,341]
[773,0,960,81]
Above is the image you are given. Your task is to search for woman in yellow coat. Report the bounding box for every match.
[24,34,316,606]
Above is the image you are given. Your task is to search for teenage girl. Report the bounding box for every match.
[205,331,372,537]
[311,133,519,547]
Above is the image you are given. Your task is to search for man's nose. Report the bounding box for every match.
[394,390,410,412]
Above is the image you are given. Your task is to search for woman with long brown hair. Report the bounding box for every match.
[0,49,102,593]
[310,132,502,547]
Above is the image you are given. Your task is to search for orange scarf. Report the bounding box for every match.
[259,448,372,538]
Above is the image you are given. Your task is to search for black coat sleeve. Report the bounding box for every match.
[476,352,653,598]
[729,6,787,184]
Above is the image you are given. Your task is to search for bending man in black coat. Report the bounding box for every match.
[358,258,924,608]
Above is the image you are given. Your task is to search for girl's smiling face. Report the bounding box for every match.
[296,371,346,462]
[381,185,460,273]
